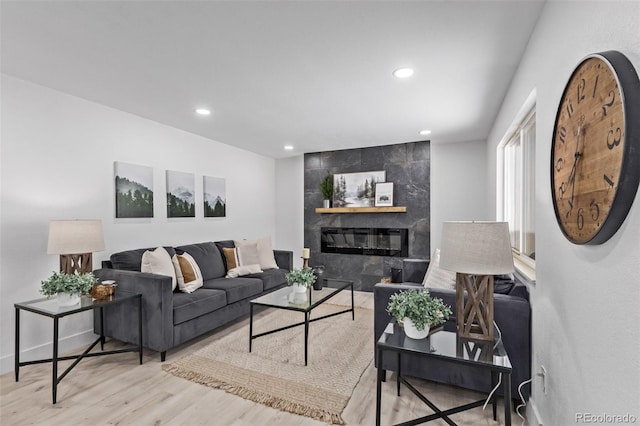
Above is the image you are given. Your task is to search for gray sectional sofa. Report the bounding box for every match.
[374,258,531,402]
[93,240,293,361]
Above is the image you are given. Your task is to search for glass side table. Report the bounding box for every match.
[376,321,513,426]
[15,291,143,403]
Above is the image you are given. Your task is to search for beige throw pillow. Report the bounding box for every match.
[141,247,177,290]
[226,264,263,278]
[235,236,279,270]
[235,242,260,266]
[422,248,457,290]
[172,252,203,293]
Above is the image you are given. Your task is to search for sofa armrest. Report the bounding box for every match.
[93,268,174,353]
[274,250,293,271]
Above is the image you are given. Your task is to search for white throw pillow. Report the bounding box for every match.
[422,248,457,290]
[172,252,204,293]
[141,247,177,290]
[226,264,263,278]
[235,237,278,269]
[235,242,260,266]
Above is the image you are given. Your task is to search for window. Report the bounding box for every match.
[497,98,536,280]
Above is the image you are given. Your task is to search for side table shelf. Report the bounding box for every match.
[14,292,143,404]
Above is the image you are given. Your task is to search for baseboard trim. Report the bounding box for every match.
[527,397,543,426]
[0,329,96,376]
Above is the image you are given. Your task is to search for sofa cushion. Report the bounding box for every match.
[202,277,263,303]
[176,242,226,280]
[141,247,177,290]
[173,252,204,293]
[173,288,227,325]
[111,246,176,271]
[235,241,260,266]
[226,264,262,278]
[222,247,238,270]
[235,236,279,270]
[422,249,456,290]
[246,268,287,291]
[215,240,235,269]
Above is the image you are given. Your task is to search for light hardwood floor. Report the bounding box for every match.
[1,291,520,425]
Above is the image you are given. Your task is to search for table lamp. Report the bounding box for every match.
[439,221,514,341]
[47,220,105,274]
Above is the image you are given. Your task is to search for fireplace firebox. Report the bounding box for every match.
[321,227,408,257]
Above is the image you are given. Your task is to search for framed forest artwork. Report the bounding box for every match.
[333,170,386,207]
[203,176,226,218]
[114,161,154,218]
[166,170,195,218]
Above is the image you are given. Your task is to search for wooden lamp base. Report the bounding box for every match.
[455,273,494,342]
[60,253,93,274]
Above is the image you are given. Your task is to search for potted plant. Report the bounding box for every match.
[40,271,98,306]
[319,173,334,208]
[285,268,317,294]
[387,289,452,339]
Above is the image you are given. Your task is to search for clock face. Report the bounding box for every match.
[551,51,640,244]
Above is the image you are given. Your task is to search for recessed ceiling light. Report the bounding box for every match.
[195,108,211,116]
[284,145,294,150]
[393,68,414,78]
[419,130,431,135]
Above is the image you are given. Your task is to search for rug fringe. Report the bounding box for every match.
[163,364,346,425]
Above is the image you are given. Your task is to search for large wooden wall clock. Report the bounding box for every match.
[551,50,640,244]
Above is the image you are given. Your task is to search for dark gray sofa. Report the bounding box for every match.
[374,258,531,402]
[93,240,293,361]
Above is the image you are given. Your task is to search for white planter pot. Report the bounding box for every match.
[403,318,430,339]
[292,283,308,293]
[57,293,81,307]
[323,199,331,208]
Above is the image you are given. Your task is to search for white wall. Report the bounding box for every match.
[486,2,640,424]
[275,155,304,266]
[430,139,489,251]
[0,75,278,374]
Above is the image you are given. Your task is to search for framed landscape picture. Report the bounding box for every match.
[114,161,154,218]
[203,176,226,217]
[375,182,394,207]
[166,170,195,218]
[333,170,386,207]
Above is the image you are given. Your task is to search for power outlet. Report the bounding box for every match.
[538,365,547,394]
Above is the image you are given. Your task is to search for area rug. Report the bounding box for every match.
[162,303,373,425]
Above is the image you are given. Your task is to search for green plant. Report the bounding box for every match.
[40,271,97,297]
[285,268,317,288]
[386,289,452,331]
[319,173,334,200]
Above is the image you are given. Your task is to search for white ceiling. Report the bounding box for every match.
[1,0,545,159]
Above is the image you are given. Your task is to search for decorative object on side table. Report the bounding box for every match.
[285,267,316,301]
[90,280,118,300]
[301,247,310,269]
[40,271,98,306]
[319,172,334,208]
[386,288,452,339]
[312,265,325,290]
[47,219,105,274]
[439,221,514,342]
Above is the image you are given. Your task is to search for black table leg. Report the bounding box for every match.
[504,371,512,426]
[14,307,20,382]
[397,352,401,396]
[304,311,310,366]
[52,317,59,404]
[492,371,498,420]
[249,304,254,352]
[100,307,105,351]
[138,296,143,364]
[350,282,355,320]
[376,347,383,426]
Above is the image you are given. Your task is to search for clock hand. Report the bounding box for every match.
[565,126,583,215]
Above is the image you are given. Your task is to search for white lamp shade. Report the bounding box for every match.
[47,220,105,255]
[439,221,514,275]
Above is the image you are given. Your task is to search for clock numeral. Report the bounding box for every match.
[577,208,585,230]
[592,74,599,98]
[604,174,615,188]
[602,90,615,116]
[558,126,567,144]
[606,127,622,149]
[555,158,564,172]
[559,182,567,200]
[577,78,586,104]
[566,101,574,118]
[567,197,574,212]
[589,199,600,221]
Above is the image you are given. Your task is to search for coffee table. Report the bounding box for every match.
[376,321,512,425]
[249,278,354,365]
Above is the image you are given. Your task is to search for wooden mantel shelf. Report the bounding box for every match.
[315,206,407,214]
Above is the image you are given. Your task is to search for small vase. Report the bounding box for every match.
[57,293,80,307]
[403,318,430,339]
[292,283,307,294]
[323,199,331,208]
